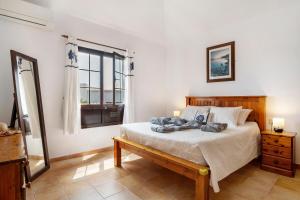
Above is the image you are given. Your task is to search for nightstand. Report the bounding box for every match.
[261,130,297,177]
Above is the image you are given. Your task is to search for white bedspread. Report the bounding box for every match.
[120,122,260,192]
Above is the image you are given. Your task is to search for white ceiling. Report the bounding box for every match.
[22,0,300,45]
[163,0,300,44]
[22,0,50,7]
[50,0,165,45]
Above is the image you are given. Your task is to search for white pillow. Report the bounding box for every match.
[180,105,211,121]
[238,109,253,125]
[210,107,242,127]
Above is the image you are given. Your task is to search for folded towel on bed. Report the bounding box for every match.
[169,117,188,126]
[150,117,187,126]
[151,125,175,133]
[201,123,227,133]
[150,119,227,134]
[150,117,172,125]
[150,116,227,133]
[150,118,205,133]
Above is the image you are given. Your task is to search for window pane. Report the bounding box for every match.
[90,71,100,88]
[116,58,124,73]
[115,89,124,104]
[90,88,100,104]
[79,70,89,88]
[90,54,100,71]
[80,87,89,104]
[120,59,124,73]
[121,90,125,103]
[78,52,89,70]
[115,80,121,89]
[115,59,121,72]
[121,74,125,90]
[103,90,113,104]
[115,72,121,80]
[103,56,113,104]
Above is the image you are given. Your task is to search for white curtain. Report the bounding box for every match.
[123,51,135,124]
[63,36,80,135]
[18,58,41,138]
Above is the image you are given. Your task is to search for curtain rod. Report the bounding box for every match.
[61,35,127,52]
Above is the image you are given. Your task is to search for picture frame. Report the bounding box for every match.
[207,41,235,83]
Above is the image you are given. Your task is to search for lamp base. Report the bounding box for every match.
[274,128,283,133]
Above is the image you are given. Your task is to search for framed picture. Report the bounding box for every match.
[207,41,235,82]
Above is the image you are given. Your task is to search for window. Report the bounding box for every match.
[78,47,125,128]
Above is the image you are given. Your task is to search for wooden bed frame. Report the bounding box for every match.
[113,96,266,200]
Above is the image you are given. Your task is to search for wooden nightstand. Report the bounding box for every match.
[261,130,297,177]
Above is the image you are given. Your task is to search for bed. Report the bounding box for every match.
[113,96,266,200]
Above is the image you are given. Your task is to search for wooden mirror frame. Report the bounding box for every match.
[10,50,50,181]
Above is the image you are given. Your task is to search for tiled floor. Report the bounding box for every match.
[27,151,300,200]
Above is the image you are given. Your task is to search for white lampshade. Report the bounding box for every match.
[173,110,181,117]
[273,118,285,131]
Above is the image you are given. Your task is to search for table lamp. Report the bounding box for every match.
[173,110,181,117]
[273,118,285,133]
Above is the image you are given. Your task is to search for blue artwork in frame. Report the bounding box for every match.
[207,41,235,82]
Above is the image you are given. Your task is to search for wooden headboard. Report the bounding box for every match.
[186,96,266,130]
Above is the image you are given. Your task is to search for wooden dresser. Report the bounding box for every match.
[261,130,296,177]
[0,133,26,200]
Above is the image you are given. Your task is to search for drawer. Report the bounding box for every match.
[262,155,292,170]
[262,135,291,148]
[262,144,292,159]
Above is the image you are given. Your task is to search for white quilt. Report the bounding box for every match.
[120,122,260,192]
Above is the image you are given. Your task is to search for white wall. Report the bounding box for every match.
[0,13,166,158]
[164,1,300,163]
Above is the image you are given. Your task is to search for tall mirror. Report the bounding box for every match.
[10,50,50,180]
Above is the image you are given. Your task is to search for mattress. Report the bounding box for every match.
[120,121,260,192]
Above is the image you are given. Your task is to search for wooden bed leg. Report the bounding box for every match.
[195,173,209,200]
[114,140,121,167]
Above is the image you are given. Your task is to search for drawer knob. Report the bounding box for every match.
[274,139,279,143]
[273,160,279,165]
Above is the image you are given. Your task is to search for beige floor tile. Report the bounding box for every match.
[223,173,248,186]
[95,180,126,198]
[85,176,110,187]
[68,189,104,200]
[162,183,195,200]
[129,181,166,200]
[263,185,300,200]
[212,190,249,200]
[65,181,95,195]
[26,188,35,200]
[31,179,65,194]
[275,176,300,193]
[227,175,273,200]
[101,168,128,180]
[34,190,68,200]
[146,174,179,190]
[34,171,60,183]
[132,168,159,181]
[117,174,145,191]
[81,165,127,184]
[26,150,300,200]
[105,189,142,200]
